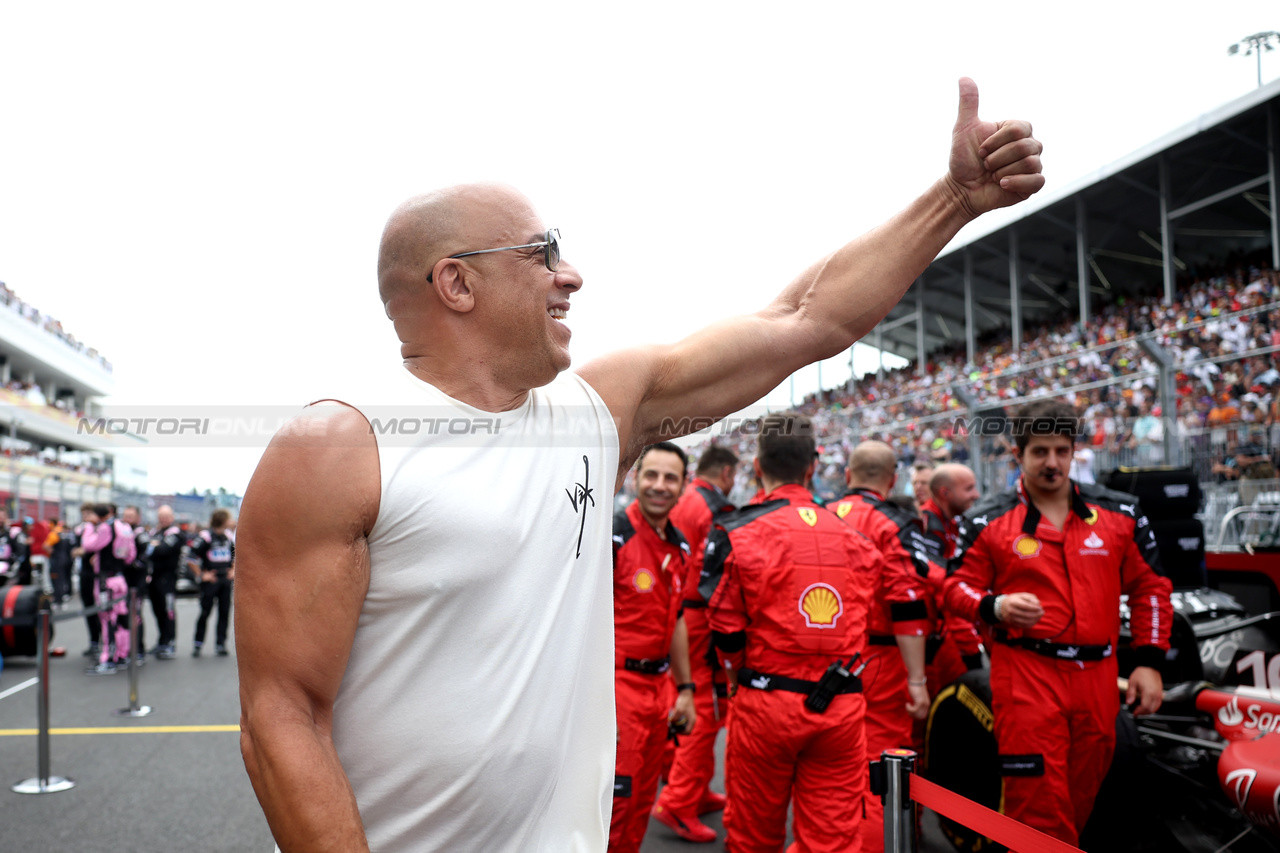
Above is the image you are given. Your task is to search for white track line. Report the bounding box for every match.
[0,677,39,701]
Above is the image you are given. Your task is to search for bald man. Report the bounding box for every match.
[236,81,1044,853]
[917,465,985,728]
[921,464,980,559]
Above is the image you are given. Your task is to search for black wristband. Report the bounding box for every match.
[676,682,696,693]
[1132,646,1166,672]
[978,595,999,625]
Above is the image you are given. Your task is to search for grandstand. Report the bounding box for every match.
[0,281,136,521]
[694,75,1280,547]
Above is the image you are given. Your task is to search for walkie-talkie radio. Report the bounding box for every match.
[804,652,863,714]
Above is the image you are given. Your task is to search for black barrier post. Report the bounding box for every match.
[881,748,918,853]
[113,588,151,718]
[12,607,75,794]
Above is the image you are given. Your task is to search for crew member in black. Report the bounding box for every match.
[46,517,76,604]
[190,509,235,657]
[120,506,152,664]
[146,505,183,659]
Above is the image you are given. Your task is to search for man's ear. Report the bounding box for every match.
[431,261,476,313]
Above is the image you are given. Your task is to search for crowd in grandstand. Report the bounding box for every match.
[0,445,110,478]
[0,280,112,372]
[681,262,1280,503]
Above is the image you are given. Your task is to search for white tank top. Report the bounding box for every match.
[327,366,619,852]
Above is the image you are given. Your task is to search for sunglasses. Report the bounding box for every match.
[428,228,561,283]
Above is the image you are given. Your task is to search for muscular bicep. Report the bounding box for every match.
[236,404,380,729]
[582,308,810,478]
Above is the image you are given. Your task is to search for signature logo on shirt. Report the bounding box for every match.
[565,455,595,559]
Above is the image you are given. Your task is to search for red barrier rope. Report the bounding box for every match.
[910,775,1083,853]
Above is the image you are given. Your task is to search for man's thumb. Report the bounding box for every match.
[956,77,979,127]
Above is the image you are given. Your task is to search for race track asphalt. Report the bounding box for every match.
[0,595,954,852]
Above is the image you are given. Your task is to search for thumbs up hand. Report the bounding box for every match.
[945,77,1044,219]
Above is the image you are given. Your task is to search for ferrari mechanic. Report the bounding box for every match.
[943,399,1172,845]
[703,414,883,853]
[610,442,696,853]
[828,441,933,853]
[652,444,738,843]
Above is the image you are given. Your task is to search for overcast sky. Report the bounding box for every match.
[1,2,1277,494]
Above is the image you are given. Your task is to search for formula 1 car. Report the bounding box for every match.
[925,587,1280,853]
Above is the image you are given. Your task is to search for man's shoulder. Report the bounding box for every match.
[831,490,875,515]
[873,499,918,530]
[959,491,1021,533]
[1078,482,1141,516]
[274,401,378,448]
[555,368,624,419]
[692,482,732,515]
[671,487,712,521]
[612,506,638,547]
[718,499,789,535]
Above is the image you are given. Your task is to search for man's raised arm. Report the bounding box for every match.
[236,404,380,852]
[580,79,1043,475]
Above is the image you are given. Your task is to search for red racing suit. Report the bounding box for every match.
[943,479,1172,846]
[829,488,933,853]
[918,499,984,691]
[654,477,733,822]
[610,501,690,853]
[703,484,883,853]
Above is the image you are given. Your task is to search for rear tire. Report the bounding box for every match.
[923,669,1001,851]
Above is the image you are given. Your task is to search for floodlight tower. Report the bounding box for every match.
[1229,31,1280,88]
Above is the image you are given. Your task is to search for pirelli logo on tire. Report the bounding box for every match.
[955,684,993,733]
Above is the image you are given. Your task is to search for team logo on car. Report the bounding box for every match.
[1224,767,1257,811]
[798,508,818,527]
[799,583,843,628]
[835,503,853,519]
[1012,535,1041,559]
[633,569,656,593]
[1219,695,1244,727]
[1084,508,1098,525]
